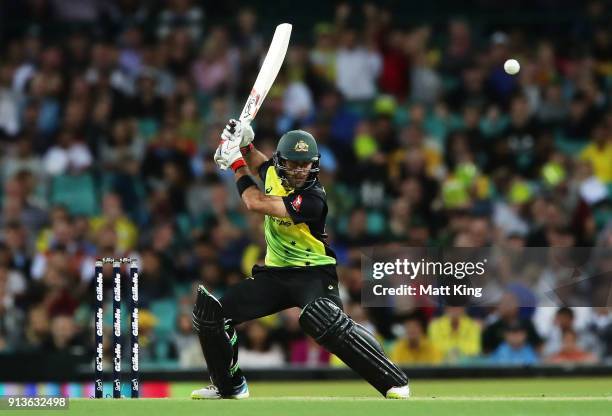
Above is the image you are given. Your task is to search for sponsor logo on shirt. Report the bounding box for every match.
[270,217,293,226]
[291,195,303,212]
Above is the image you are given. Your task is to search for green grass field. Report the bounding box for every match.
[28,378,612,416]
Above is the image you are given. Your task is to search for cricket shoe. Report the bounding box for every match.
[385,385,410,399]
[191,380,249,400]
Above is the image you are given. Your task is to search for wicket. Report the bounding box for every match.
[94,257,139,399]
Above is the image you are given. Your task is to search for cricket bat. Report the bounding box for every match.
[238,23,292,123]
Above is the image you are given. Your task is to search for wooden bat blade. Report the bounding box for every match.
[239,23,292,123]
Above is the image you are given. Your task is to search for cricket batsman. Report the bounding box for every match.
[191,120,409,399]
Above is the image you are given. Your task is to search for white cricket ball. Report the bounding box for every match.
[504,59,520,75]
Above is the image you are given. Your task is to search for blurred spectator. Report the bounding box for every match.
[23,305,50,350]
[489,322,539,365]
[2,139,44,185]
[42,130,93,176]
[2,172,48,233]
[579,123,612,183]
[44,314,83,353]
[309,24,337,86]
[238,320,285,368]
[408,29,442,106]
[545,329,598,364]
[482,292,542,353]
[428,306,481,362]
[440,19,473,76]
[0,64,22,136]
[391,314,443,365]
[491,95,541,178]
[537,307,599,357]
[192,28,237,96]
[90,193,138,253]
[277,307,330,366]
[0,266,26,350]
[586,307,612,359]
[157,0,204,41]
[2,222,34,278]
[51,0,109,23]
[170,310,205,368]
[335,28,382,102]
[138,247,174,305]
[134,309,160,362]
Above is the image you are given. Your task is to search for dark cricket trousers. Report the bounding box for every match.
[220,264,342,324]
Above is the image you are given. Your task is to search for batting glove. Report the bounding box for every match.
[216,121,246,172]
[224,119,255,149]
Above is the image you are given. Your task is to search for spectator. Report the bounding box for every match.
[545,329,598,364]
[0,266,26,350]
[23,305,50,350]
[579,123,612,183]
[489,322,539,365]
[238,321,285,368]
[537,307,599,357]
[278,308,330,366]
[171,310,205,368]
[0,64,22,137]
[138,247,174,305]
[192,29,237,96]
[42,130,93,176]
[309,23,337,86]
[134,309,160,362]
[335,28,382,103]
[90,193,138,253]
[3,222,34,278]
[428,306,481,362]
[482,292,542,354]
[157,0,204,41]
[44,314,83,353]
[391,314,443,365]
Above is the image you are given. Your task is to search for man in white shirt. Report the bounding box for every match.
[335,29,382,102]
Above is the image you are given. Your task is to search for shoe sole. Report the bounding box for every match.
[386,390,409,399]
[230,391,250,399]
[191,393,221,400]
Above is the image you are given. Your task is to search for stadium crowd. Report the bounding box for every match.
[0,0,611,369]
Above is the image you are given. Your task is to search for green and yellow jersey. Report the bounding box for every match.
[257,159,336,268]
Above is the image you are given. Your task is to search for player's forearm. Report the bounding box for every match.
[235,167,287,216]
[240,144,268,175]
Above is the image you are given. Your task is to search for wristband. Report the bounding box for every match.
[240,143,254,155]
[230,158,246,172]
[236,175,257,197]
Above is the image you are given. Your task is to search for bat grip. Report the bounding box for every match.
[228,120,237,134]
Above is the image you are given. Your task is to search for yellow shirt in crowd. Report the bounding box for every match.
[390,338,444,365]
[90,217,138,252]
[427,315,481,360]
[580,142,612,183]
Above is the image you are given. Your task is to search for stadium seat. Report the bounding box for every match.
[50,173,98,216]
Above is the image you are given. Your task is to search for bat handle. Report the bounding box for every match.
[228,119,237,134]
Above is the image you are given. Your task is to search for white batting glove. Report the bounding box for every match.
[224,119,255,148]
[215,121,246,172]
[214,145,229,170]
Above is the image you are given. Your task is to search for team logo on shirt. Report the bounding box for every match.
[291,195,303,212]
[294,140,309,152]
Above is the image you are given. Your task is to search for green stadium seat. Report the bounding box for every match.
[50,173,98,216]
[150,298,178,337]
[367,211,386,236]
